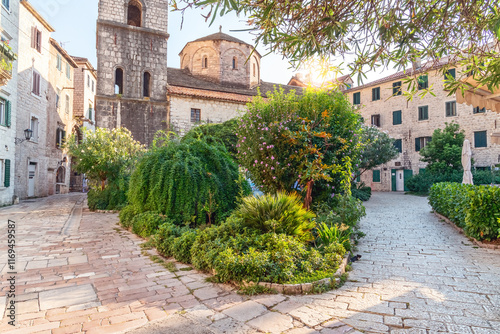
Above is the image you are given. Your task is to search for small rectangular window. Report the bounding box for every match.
[92,80,95,92]
[0,99,5,126]
[415,136,432,152]
[30,116,39,142]
[65,95,70,114]
[392,81,402,96]
[31,27,42,53]
[372,87,380,101]
[87,75,90,87]
[474,131,487,148]
[2,0,10,10]
[32,70,41,96]
[394,139,402,153]
[353,92,360,105]
[56,54,62,71]
[191,108,201,123]
[473,106,486,114]
[445,101,457,117]
[418,75,428,90]
[418,106,429,121]
[371,114,381,127]
[56,88,60,109]
[372,170,381,183]
[393,110,402,125]
[444,69,456,80]
[66,63,71,80]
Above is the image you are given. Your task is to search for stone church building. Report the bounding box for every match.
[95,0,301,145]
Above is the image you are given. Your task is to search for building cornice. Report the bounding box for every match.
[97,20,169,39]
[20,1,55,32]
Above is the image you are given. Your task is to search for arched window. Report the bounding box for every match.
[143,72,151,98]
[232,57,237,69]
[253,63,256,77]
[115,68,123,95]
[56,166,66,184]
[127,0,142,27]
[202,56,208,69]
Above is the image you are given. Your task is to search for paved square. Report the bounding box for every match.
[39,284,98,310]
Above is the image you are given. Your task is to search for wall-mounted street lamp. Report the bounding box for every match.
[15,129,33,145]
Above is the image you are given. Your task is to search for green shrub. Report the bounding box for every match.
[87,184,128,211]
[235,192,316,242]
[119,205,138,228]
[316,194,366,228]
[128,138,249,227]
[131,212,168,238]
[152,223,189,257]
[351,182,371,201]
[182,119,238,158]
[172,230,197,263]
[316,222,351,251]
[429,182,500,241]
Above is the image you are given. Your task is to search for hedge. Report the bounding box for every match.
[429,182,500,241]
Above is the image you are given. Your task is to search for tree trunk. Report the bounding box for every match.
[101,179,105,191]
[304,180,314,210]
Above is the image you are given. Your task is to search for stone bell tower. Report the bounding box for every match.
[95,0,169,145]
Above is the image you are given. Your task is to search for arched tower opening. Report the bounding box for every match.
[115,68,124,95]
[127,0,143,27]
[143,71,151,97]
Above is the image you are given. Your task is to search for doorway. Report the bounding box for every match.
[28,163,36,197]
[396,170,404,191]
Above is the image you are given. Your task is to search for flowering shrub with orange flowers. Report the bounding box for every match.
[237,88,363,208]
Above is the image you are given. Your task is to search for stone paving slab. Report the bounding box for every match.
[0,193,499,333]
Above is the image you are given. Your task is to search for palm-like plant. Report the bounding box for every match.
[316,222,351,251]
[235,192,316,242]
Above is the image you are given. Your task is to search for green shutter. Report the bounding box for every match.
[391,169,397,191]
[353,92,360,105]
[418,75,428,89]
[373,170,381,182]
[394,139,402,153]
[62,130,66,145]
[4,159,10,187]
[415,137,421,152]
[393,110,402,125]
[56,129,60,148]
[445,69,456,80]
[403,169,413,191]
[474,131,487,148]
[5,100,11,127]
[419,168,426,174]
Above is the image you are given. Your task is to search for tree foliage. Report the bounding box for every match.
[237,88,362,208]
[66,127,145,190]
[173,0,500,95]
[182,118,239,158]
[353,125,399,181]
[126,138,249,226]
[420,122,465,174]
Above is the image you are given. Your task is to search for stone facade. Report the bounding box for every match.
[72,57,97,132]
[0,0,19,206]
[14,1,55,199]
[45,39,78,196]
[169,95,246,136]
[95,0,169,146]
[345,65,500,191]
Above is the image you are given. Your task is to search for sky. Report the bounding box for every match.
[28,0,394,86]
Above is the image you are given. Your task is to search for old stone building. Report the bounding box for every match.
[72,57,97,133]
[96,0,301,142]
[345,60,500,191]
[95,0,169,146]
[45,38,77,195]
[0,0,19,206]
[15,0,55,199]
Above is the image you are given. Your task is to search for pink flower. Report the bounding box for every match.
[271,156,275,160]
[255,160,258,163]
[273,177,276,179]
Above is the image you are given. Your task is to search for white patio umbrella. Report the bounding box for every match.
[462,139,474,185]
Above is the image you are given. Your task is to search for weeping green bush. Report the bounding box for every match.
[235,192,316,242]
[131,212,168,238]
[126,138,249,226]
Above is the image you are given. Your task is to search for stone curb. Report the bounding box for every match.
[253,250,351,295]
[434,212,500,250]
[94,209,120,213]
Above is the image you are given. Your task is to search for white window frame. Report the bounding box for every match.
[0,98,5,126]
[2,0,10,11]
[30,114,39,143]
[0,159,3,188]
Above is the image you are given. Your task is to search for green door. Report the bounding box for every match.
[404,169,413,191]
[391,169,397,191]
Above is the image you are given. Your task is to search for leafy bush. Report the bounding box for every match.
[316,222,351,251]
[429,183,500,241]
[235,192,316,242]
[127,138,249,226]
[87,183,128,211]
[351,182,371,201]
[119,205,138,228]
[131,212,168,238]
[191,217,346,284]
[182,119,238,158]
[172,230,197,263]
[237,89,362,208]
[316,194,366,228]
[152,223,189,257]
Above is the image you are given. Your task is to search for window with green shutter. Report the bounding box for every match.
[415,137,421,152]
[394,139,402,153]
[373,170,381,182]
[474,131,487,148]
[392,81,402,96]
[372,87,380,101]
[446,101,457,117]
[56,54,62,71]
[418,75,428,90]
[353,92,360,105]
[0,99,10,127]
[444,69,455,80]
[473,106,486,114]
[66,63,71,80]
[393,110,402,125]
[418,106,429,120]
[4,159,10,188]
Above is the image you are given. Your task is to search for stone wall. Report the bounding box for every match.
[15,4,53,199]
[169,95,245,136]
[0,1,19,206]
[98,0,168,32]
[346,69,500,191]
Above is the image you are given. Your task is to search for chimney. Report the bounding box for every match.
[412,57,422,70]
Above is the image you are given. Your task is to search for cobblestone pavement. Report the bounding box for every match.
[0,192,499,334]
